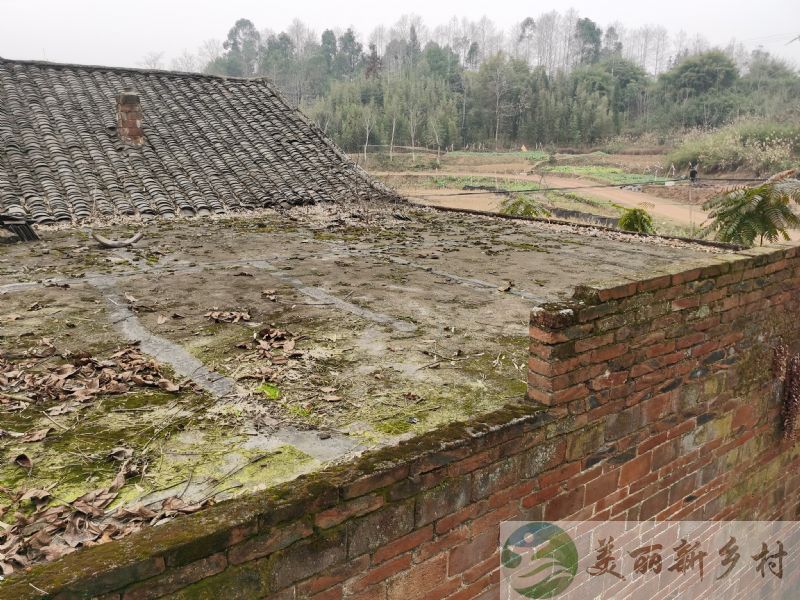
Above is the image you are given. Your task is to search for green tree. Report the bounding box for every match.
[365,43,382,79]
[336,29,364,79]
[213,18,261,77]
[618,208,656,234]
[662,50,739,97]
[702,175,800,246]
[575,18,603,65]
[407,26,422,69]
[320,30,338,76]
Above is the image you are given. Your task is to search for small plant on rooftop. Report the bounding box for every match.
[500,194,551,218]
[618,208,656,234]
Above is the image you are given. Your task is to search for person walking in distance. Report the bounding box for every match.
[689,160,699,184]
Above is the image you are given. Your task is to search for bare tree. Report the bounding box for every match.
[391,14,428,44]
[139,51,165,70]
[361,103,377,164]
[533,11,558,72]
[171,50,200,73]
[369,25,388,56]
[198,39,224,67]
[287,19,315,57]
[651,27,669,74]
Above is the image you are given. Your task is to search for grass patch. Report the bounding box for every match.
[446,150,549,161]
[429,175,540,193]
[668,120,800,175]
[256,383,281,400]
[541,165,669,185]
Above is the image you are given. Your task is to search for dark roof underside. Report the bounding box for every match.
[0,59,387,223]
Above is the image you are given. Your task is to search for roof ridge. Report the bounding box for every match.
[0,55,268,84]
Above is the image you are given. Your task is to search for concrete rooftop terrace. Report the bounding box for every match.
[0,202,734,569]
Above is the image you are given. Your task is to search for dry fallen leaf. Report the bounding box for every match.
[20,489,51,503]
[107,447,133,462]
[157,379,180,392]
[205,310,251,323]
[22,428,52,443]
[14,454,33,469]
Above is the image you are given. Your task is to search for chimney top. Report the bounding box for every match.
[115,91,144,146]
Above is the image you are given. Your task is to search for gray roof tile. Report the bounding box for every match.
[0,58,389,223]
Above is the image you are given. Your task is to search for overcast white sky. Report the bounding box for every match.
[0,0,798,68]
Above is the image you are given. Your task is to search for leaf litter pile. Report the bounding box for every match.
[0,340,183,415]
[0,460,207,575]
[0,341,211,575]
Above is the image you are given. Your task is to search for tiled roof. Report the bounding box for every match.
[0,58,392,224]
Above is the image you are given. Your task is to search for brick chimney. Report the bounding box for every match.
[115,89,144,145]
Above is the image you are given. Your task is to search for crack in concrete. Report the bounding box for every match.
[89,275,237,398]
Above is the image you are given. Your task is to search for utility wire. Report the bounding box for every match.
[404,176,769,199]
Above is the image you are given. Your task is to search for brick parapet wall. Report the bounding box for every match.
[4,244,800,600]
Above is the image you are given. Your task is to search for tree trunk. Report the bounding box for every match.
[389,117,396,162]
[495,91,501,152]
[363,124,371,166]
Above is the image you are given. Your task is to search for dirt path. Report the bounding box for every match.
[375,169,709,230]
[533,173,708,230]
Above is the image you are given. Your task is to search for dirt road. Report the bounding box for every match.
[377,169,712,229]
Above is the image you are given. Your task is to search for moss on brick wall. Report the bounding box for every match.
[4,244,800,600]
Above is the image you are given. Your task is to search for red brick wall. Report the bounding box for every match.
[5,244,800,600]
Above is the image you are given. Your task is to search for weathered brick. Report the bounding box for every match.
[640,489,670,520]
[387,554,447,600]
[448,529,498,575]
[590,343,628,363]
[58,557,166,599]
[620,452,652,486]
[417,476,471,526]
[122,554,226,600]
[373,525,433,564]
[271,528,347,590]
[228,520,313,565]
[416,525,470,563]
[585,469,621,506]
[566,424,604,461]
[605,406,642,441]
[296,555,370,596]
[343,464,411,500]
[348,501,415,558]
[167,559,271,600]
[544,486,586,521]
[347,554,412,593]
[316,495,385,530]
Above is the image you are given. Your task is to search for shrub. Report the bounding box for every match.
[618,208,656,234]
[500,194,551,218]
[701,176,800,246]
[668,120,800,175]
